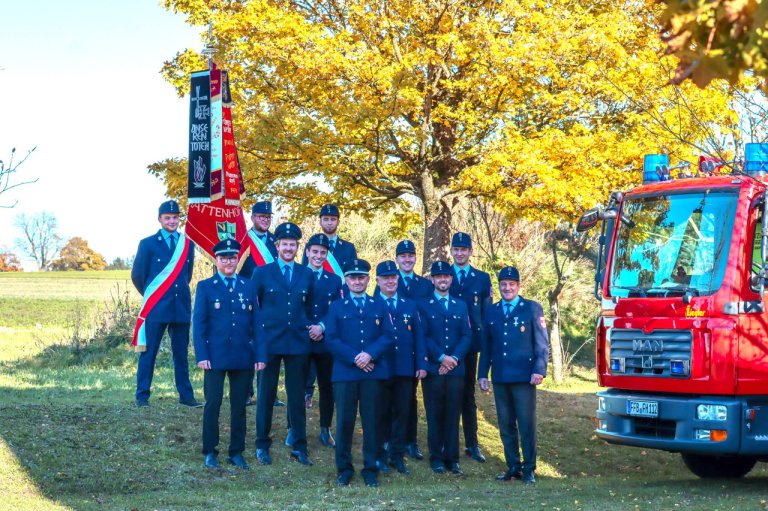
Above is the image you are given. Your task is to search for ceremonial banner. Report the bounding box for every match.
[209,65,224,201]
[186,197,247,259]
[132,236,191,352]
[222,71,244,205]
[188,70,212,203]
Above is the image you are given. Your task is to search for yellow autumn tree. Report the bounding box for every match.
[156,0,746,266]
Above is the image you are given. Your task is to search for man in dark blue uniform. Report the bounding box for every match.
[374,260,426,475]
[301,204,357,408]
[479,267,549,485]
[238,200,280,406]
[297,233,342,448]
[450,232,492,463]
[324,259,394,487]
[193,239,267,469]
[419,261,472,475]
[131,200,199,408]
[394,239,433,461]
[253,222,316,466]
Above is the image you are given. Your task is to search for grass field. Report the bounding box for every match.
[1,272,768,510]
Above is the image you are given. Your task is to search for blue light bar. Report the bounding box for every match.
[745,143,768,173]
[643,154,669,184]
[670,359,690,376]
[610,357,625,373]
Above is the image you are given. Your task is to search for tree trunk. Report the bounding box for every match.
[419,173,454,272]
[548,297,565,384]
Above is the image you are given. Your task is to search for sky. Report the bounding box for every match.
[0,0,203,269]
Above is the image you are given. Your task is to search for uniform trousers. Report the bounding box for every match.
[136,320,194,401]
[334,379,381,478]
[202,368,252,456]
[288,352,334,429]
[406,377,420,445]
[461,350,479,447]
[256,354,308,452]
[377,376,414,460]
[493,382,537,473]
[422,374,464,464]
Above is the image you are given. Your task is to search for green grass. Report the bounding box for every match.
[1,272,768,510]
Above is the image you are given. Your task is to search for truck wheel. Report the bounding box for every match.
[681,453,756,478]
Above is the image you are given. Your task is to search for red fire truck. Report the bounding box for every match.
[578,144,768,478]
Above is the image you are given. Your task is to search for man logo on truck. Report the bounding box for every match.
[632,339,663,352]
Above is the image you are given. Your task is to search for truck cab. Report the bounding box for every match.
[584,146,768,478]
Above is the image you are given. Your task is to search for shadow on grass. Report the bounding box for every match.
[2,348,768,510]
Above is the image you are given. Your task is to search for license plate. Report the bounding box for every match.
[627,400,658,418]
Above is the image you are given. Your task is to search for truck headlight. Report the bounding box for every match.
[696,404,727,421]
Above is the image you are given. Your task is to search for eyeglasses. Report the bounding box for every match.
[217,256,238,263]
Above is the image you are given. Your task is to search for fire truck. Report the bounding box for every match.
[578,144,768,478]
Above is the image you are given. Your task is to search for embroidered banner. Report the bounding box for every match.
[188,70,211,203]
[132,235,191,351]
[186,198,247,259]
[221,71,243,205]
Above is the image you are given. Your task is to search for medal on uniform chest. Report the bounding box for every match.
[249,304,253,311]
[242,303,247,310]
[513,317,519,327]
[238,293,245,304]
[214,300,221,309]
[376,318,381,326]
[474,295,479,304]
[521,325,525,332]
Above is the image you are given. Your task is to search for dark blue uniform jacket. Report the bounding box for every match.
[418,297,472,377]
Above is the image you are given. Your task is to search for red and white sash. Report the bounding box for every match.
[323,251,343,277]
[132,234,191,352]
[245,229,275,266]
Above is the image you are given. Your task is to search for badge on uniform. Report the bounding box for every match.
[474,296,479,304]
[249,304,253,311]
[242,303,247,310]
[521,325,525,332]
[214,301,221,309]
[376,318,381,326]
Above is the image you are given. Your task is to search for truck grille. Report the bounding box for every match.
[609,329,692,377]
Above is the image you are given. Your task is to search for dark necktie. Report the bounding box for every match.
[258,233,266,243]
[168,233,177,253]
[439,297,448,310]
[226,277,235,292]
[458,269,466,285]
[404,276,412,288]
[504,303,512,317]
[283,264,291,284]
[387,297,396,312]
[355,297,364,310]
[314,270,321,281]
[329,239,336,252]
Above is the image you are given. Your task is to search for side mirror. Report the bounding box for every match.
[576,207,601,232]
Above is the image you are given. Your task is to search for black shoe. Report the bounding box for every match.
[376,459,390,473]
[430,461,446,474]
[522,472,536,485]
[204,453,219,469]
[337,471,353,486]
[406,443,424,460]
[227,453,250,470]
[465,446,486,463]
[319,427,335,448]
[274,398,286,407]
[448,462,463,475]
[391,458,410,475]
[180,398,203,408]
[290,450,313,466]
[285,428,295,448]
[496,470,523,481]
[364,475,379,487]
[135,399,149,408]
[245,395,256,407]
[255,448,271,465]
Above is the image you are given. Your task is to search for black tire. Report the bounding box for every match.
[681,453,756,478]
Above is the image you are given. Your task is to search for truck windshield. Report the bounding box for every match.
[610,189,738,298]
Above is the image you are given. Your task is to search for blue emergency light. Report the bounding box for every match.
[745,143,768,174]
[643,154,669,184]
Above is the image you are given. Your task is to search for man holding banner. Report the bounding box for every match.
[239,200,278,279]
[131,200,200,408]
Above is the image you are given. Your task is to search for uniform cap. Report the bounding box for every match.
[319,204,340,217]
[275,222,302,240]
[430,260,454,276]
[343,258,371,276]
[498,266,520,282]
[396,240,416,255]
[307,233,330,249]
[376,260,398,276]
[451,232,472,248]
[158,200,180,216]
[213,238,240,257]
[251,201,273,215]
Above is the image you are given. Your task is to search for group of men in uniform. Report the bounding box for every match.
[131,199,550,487]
